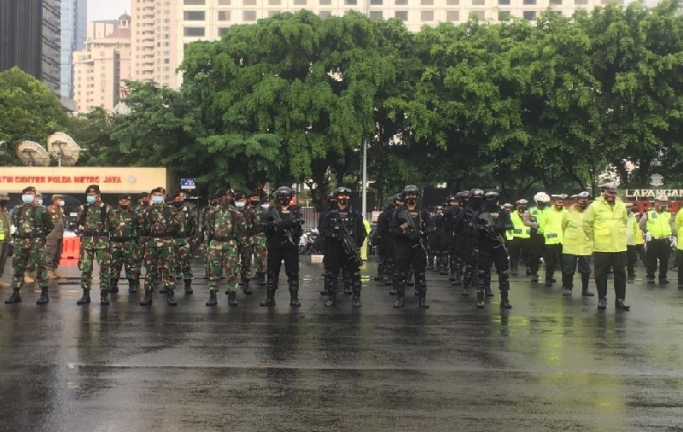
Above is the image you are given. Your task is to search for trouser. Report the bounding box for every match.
[252,235,267,274]
[266,240,299,290]
[594,252,627,300]
[175,238,194,280]
[144,239,175,291]
[80,245,111,291]
[239,242,254,281]
[508,237,531,272]
[561,254,591,290]
[645,238,670,280]
[45,237,63,271]
[208,239,239,292]
[677,251,683,286]
[528,233,544,275]
[324,243,361,295]
[476,238,510,293]
[110,240,140,283]
[11,241,48,290]
[394,241,427,295]
[544,243,562,282]
[0,242,10,278]
[626,244,645,276]
[383,242,396,281]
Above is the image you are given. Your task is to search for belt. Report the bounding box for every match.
[111,236,136,242]
[212,237,235,242]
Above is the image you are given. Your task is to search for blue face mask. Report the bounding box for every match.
[38,199,43,205]
[151,196,164,205]
[86,195,96,204]
[22,195,34,204]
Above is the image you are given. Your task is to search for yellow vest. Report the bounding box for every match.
[646,210,672,239]
[675,211,683,250]
[510,211,530,239]
[562,205,592,256]
[529,207,547,234]
[540,207,564,245]
[582,197,627,253]
[634,221,644,245]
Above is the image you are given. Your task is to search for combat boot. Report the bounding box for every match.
[615,299,630,311]
[476,290,485,309]
[393,290,405,308]
[597,298,607,310]
[36,287,49,305]
[485,287,494,297]
[100,290,111,306]
[260,289,276,307]
[140,289,153,306]
[128,279,138,294]
[77,289,91,305]
[418,293,429,309]
[24,272,35,284]
[352,292,362,308]
[500,290,512,309]
[184,279,193,295]
[325,290,336,307]
[5,289,21,304]
[461,285,469,297]
[343,284,352,296]
[289,289,301,308]
[256,273,267,286]
[228,291,238,307]
[206,290,217,307]
[109,280,119,293]
[165,289,177,306]
[242,279,252,295]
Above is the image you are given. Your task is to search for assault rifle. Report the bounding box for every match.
[398,208,425,250]
[333,217,363,267]
[478,211,508,252]
[268,208,302,246]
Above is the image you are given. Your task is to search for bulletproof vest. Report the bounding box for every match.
[146,205,173,234]
[332,208,359,240]
[78,203,108,232]
[13,205,39,236]
[434,214,444,229]
[209,207,236,236]
[480,208,506,235]
[401,207,422,230]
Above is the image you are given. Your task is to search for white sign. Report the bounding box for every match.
[625,189,683,198]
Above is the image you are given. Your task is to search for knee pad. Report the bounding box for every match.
[498,270,509,282]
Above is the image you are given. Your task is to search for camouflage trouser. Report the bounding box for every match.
[46,237,63,270]
[174,238,193,280]
[208,239,239,293]
[239,241,254,281]
[145,239,175,291]
[80,246,111,291]
[252,234,267,274]
[138,237,149,274]
[110,240,140,282]
[203,239,210,276]
[12,240,48,290]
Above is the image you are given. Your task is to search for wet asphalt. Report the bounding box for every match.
[1,258,683,432]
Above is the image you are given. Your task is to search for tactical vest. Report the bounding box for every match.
[510,211,530,239]
[646,210,672,238]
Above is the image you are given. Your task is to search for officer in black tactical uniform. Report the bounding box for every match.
[319,187,366,307]
[428,206,444,272]
[445,191,469,286]
[260,186,305,308]
[378,194,402,290]
[389,185,434,308]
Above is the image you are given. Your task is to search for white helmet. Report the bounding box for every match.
[534,192,550,203]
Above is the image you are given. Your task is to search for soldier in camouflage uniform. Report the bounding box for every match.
[22,191,44,284]
[205,189,248,307]
[250,192,268,286]
[140,187,180,306]
[5,186,54,305]
[235,191,260,295]
[109,194,142,294]
[170,192,196,294]
[46,194,66,281]
[76,185,115,306]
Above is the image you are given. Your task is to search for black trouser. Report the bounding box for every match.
[626,244,644,276]
[528,233,544,276]
[561,254,591,290]
[677,251,683,286]
[544,243,562,282]
[324,242,361,295]
[266,239,299,291]
[594,252,627,301]
[646,239,670,280]
[475,237,510,293]
[393,240,427,297]
[508,237,531,272]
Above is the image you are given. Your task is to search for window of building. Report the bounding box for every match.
[472,0,485,4]
[498,10,511,19]
[421,0,434,4]
[550,0,562,4]
[243,11,257,21]
[293,0,306,4]
[218,0,231,4]
[219,27,230,35]
[183,0,205,4]
[268,10,281,16]
[395,0,408,4]
[371,0,383,4]
[471,10,485,18]
[421,10,434,20]
[523,10,536,19]
[395,10,408,20]
[244,0,257,5]
[344,0,357,4]
[269,0,281,4]
[523,0,536,4]
[498,0,510,4]
[320,0,332,4]
[164,59,170,64]
[369,10,383,18]
[218,11,230,20]
[184,27,205,36]
[446,10,459,21]
[574,0,587,4]
[319,10,332,17]
[446,0,459,4]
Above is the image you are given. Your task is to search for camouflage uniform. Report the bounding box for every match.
[174,204,197,291]
[135,204,149,274]
[77,202,115,292]
[142,204,179,293]
[200,204,214,278]
[45,204,65,273]
[109,206,141,293]
[205,203,247,306]
[252,206,268,282]
[7,204,53,300]
[238,206,260,282]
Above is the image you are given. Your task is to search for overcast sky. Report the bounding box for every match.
[88,0,130,21]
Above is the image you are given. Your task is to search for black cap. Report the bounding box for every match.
[86,184,100,194]
[22,186,37,194]
[118,194,131,201]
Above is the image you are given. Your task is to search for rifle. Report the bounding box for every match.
[398,208,425,250]
[268,208,297,246]
[333,216,363,267]
[478,211,508,252]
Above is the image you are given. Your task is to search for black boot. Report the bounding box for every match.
[343,284,352,296]
[206,290,218,306]
[476,290,485,309]
[100,290,110,305]
[184,279,193,295]
[418,293,429,309]
[228,291,238,307]
[109,280,119,293]
[581,289,594,297]
[77,288,91,305]
[461,285,469,297]
[289,289,301,308]
[36,287,49,305]
[166,289,177,306]
[325,290,336,307]
[615,299,630,310]
[562,287,572,296]
[128,279,139,294]
[260,289,276,307]
[159,286,168,294]
[5,288,21,304]
[140,289,153,306]
[393,291,405,308]
[257,272,267,286]
[597,298,607,310]
[352,291,362,308]
[500,290,512,309]
[242,280,252,295]
[485,287,494,297]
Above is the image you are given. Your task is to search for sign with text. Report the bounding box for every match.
[625,189,683,198]
[180,178,196,190]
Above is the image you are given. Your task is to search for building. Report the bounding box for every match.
[130,0,621,89]
[87,19,119,39]
[0,0,62,94]
[73,14,132,113]
[60,0,87,99]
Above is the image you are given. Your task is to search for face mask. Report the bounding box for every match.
[151,196,164,205]
[38,199,43,205]
[261,204,270,210]
[517,206,526,212]
[537,202,546,209]
[86,196,97,204]
[406,198,417,205]
[278,198,290,206]
[22,195,34,204]
[57,201,64,207]
[172,201,184,208]
[338,198,349,206]
[235,201,246,209]
[249,200,259,207]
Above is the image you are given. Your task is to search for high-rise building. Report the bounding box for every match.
[130,0,622,89]
[87,20,119,40]
[0,0,62,94]
[73,14,132,113]
[60,0,87,99]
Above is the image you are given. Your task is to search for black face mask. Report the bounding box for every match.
[278,197,290,206]
[120,204,129,210]
[338,198,349,206]
[249,200,259,207]
[172,201,184,208]
[406,198,417,206]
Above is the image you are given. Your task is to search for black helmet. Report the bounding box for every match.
[327,192,336,201]
[402,185,421,197]
[334,186,352,197]
[392,193,403,202]
[274,186,295,198]
[455,191,469,200]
